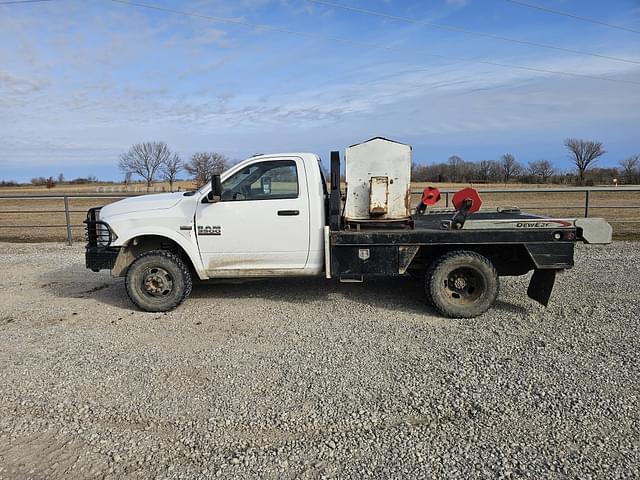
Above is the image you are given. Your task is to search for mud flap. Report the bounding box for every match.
[527,269,557,307]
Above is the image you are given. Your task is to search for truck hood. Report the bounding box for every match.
[100,192,185,218]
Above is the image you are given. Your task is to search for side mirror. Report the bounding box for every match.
[207,174,222,202]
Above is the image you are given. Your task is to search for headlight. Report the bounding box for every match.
[97,222,112,246]
[85,207,117,247]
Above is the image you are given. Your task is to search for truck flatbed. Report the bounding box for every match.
[330,210,580,281]
[333,210,578,246]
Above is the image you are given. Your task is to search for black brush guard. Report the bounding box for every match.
[84,207,118,271]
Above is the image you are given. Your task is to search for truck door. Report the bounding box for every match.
[196,157,310,275]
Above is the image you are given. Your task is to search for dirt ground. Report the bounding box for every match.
[0,242,638,479]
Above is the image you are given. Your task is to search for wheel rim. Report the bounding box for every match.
[142,267,174,297]
[443,267,484,305]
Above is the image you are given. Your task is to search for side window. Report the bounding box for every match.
[221,160,299,201]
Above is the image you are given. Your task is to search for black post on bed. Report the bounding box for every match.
[329,150,341,231]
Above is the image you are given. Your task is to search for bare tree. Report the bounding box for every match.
[528,160,555,183]
[500,153,521,183]
[564,138,606,185]
[448,155,463,182]
[184,152,229,187]
[618,155,639,184]
[161,154,182,192]
[477,160,500,182]
[119,141,173,190]
[477,160,491,182]
[57,173,65,184]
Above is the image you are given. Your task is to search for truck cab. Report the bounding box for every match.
[86,152,326,278]
[194,153,326,277]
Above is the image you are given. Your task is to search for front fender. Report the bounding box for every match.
[111,227,207,280]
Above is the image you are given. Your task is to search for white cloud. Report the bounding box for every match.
[0,71,49,95]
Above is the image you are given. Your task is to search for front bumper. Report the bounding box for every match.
[86,246,119,272]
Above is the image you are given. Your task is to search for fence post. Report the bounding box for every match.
[445,192,449,208]
[64,196,72,245]
[584,190,590,218]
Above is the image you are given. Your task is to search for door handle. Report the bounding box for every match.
[277,210,299,216]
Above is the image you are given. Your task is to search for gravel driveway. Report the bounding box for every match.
[0,242,638,479]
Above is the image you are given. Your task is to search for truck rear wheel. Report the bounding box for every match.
[125,250,192,312]
[426,251,499,318]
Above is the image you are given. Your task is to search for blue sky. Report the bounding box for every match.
[1,0,639,181]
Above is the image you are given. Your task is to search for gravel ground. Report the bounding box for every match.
[0,242,638,479]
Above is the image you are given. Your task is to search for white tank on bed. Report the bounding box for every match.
[344,137,412,222]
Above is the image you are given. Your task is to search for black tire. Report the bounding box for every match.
[426,250,499,318]
[125,250,192,312]
[423,261,436,305]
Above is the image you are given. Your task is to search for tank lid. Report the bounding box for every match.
[348,136,411,149]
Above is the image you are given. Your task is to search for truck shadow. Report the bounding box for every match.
[41,263,435,315]
[189,275,432,315]
[40,263,128,308]
[492,300,529,316]
[42,263,529,317]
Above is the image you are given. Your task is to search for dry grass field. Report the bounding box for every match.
[1,182,638,242]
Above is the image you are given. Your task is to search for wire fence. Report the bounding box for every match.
[422,186,640,217]
[0,186,639,245]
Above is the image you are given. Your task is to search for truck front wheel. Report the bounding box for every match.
[426,251,499,318]
[125,250,192,312]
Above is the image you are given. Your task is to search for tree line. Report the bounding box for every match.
[118,141,229,191]
[28,173,100,189]
[5,137,638,190]
[118,137,634,190]
[413,138,640,186]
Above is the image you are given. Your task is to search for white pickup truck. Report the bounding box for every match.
[85,138,611,318]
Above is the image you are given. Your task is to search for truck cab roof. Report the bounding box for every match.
[242,152,319,161]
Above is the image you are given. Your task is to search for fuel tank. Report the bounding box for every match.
[344,137,412,222]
